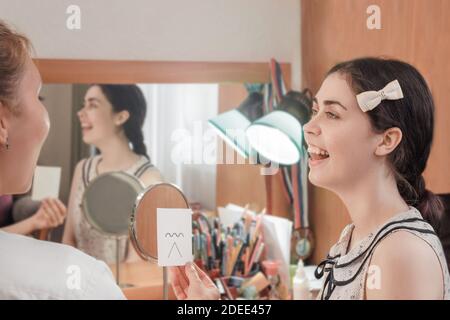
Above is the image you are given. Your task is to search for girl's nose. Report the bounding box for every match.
[303,117,321,136]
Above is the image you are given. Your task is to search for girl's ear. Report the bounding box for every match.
[114,110,130,126]
[374,127,403,156]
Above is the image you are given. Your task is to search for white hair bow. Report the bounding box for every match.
[356,79,404,112]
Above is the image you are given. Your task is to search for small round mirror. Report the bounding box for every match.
[130,183,189,262]
[130,183,189,299]
[82,171,144,237]
[82,171,144,286]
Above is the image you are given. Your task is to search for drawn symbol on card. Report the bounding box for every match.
[165,233,184,238]
[165,232,184,258]
[168,242,182,258]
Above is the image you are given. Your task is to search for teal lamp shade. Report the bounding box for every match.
[245,91,312,165]
[208,92,264,159]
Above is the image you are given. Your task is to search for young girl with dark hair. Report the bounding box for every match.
[62,84,163,264]
[308,58,449,299]
[170,57,450,300]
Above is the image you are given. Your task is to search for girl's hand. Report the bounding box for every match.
[31,198,67,230]
[169,262,220,300]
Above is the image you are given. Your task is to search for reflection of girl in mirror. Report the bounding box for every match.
[62,84,163,264]
[0,20,124,298]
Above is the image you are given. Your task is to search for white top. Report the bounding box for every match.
[0,230,125,299]
[316,206,450,300]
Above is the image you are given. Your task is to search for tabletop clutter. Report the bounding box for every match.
[190,203,320,300]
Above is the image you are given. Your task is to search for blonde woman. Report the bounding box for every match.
[0,20,123,299]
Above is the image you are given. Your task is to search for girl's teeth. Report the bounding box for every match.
[307,146,329,156]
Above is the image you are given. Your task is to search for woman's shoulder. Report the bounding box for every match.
[77,155,102,170]
[371,207,445,267]
[367,229,444,299]
[138,165,164,187]
[0,230,124,299]
[73,156,100,183]
[130,155,164,187]
[372,228,442,265]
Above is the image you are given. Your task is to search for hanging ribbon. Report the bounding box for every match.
[269,59,295,206]
[291,147,309,229]
[261,80,292,206]
[269,58,313,261]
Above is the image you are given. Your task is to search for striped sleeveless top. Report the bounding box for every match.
[315,206,450,300]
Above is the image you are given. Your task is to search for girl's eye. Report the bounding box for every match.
[311,108,339,119]
[38,96,45,102]
[326,112,338,119]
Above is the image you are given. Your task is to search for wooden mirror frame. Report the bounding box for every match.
[34,59,291,84]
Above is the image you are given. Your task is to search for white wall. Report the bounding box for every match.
[0,0,301,89]
[139,84,219,210]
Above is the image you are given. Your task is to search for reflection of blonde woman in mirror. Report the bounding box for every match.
[0,20,124,298]
[1,195,66,235]
[62,84,163,264]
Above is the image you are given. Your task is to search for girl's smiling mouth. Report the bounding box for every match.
[307,144,330,167]
[80,123,93,133]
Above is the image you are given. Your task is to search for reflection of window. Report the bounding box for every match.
[138,84,219,211]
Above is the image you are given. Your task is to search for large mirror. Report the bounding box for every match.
[24,59,290,299]
[39,82,220,210]
[33,81,220,257]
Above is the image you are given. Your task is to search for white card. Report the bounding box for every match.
[157,208,193,267]
[218,206,243,228]
[31,166,61,201]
